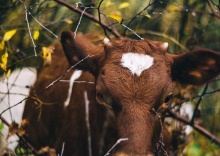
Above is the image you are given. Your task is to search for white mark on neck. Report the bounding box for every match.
[64,70,82,107]
[121,52,154,76]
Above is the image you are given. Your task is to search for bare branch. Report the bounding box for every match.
[191,84,208,124]
[207,0,220,18]
[29,13,58,38]
[38,55,93,94]
[73,7,91,38]
[97,0,109,38]
[53,0,121,38]
[171,87,220,109]
[104,138,129,156]
[0,115,38,155]
[59,80,94,84]
[18,0,37,56]
[123,0,158,36]
[168,110,220,146]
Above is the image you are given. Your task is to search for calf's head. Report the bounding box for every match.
[61,31,220,155]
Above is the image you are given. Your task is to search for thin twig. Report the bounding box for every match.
[74,7,91,38]
[104,138,129,156]
[1,56,92,117]
[207,0,220,18]
[58,142,65,156]
[6,79,13,122]
[38,55,93,94]
[170,87,220,110]
[0,92,30,96]
[97,0,109,38]
[59,80,94,84]
[152,108,168,156]
[0,132,17,156]
[0,98,28,116]
[54,0,121,38]
[18,0,37,56]
[191,83,208,124]
[121,22,144,40]
[168,110,220,146]
[0,115,38,155]
[29,13,58,38]
[123,0,158,36]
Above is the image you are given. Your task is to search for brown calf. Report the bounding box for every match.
[23,31,220,156]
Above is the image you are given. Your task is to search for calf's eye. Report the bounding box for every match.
[164,93,173,103]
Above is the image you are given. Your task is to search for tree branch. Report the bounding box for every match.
[123,0,158,36]
[53,0,121,38]
[191,83,208,124]
[97,0,109,38]
[0,115,38,155]
[168,110,220,146]
[207,0,220,18]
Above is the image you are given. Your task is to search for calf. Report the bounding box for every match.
[23,31,220,156]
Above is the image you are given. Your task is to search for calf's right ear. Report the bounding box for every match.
[61,31,104,75]
[170,49,220,85]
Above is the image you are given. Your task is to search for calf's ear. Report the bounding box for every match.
[170,49,220,85]
[61,30,104,75]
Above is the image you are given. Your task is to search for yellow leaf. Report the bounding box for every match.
[118,2,129,9]
[145,14,152,19]
[108,14,122,22]
[104,0,114,8]
[167,5,181,12]
[0,41,5,52]
[6,69,11,78]
[33,30,40,40]
[0,51,8,71]
[65,19,73,24]
[42,46,54,65]
[3,29,17,41]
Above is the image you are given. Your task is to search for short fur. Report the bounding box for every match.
[23,31,220,156]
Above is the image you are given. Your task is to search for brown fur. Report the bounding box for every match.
[23,45,117,156]
[23,31,220,156]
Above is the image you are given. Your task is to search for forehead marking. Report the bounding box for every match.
[121,52,154,76]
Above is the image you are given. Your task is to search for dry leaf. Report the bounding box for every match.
[42,46,54,65]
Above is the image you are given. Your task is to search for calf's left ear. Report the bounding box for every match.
[170,49,220,85]
[61,31,104,75]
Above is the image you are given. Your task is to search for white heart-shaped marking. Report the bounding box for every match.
[121,53,154,76]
